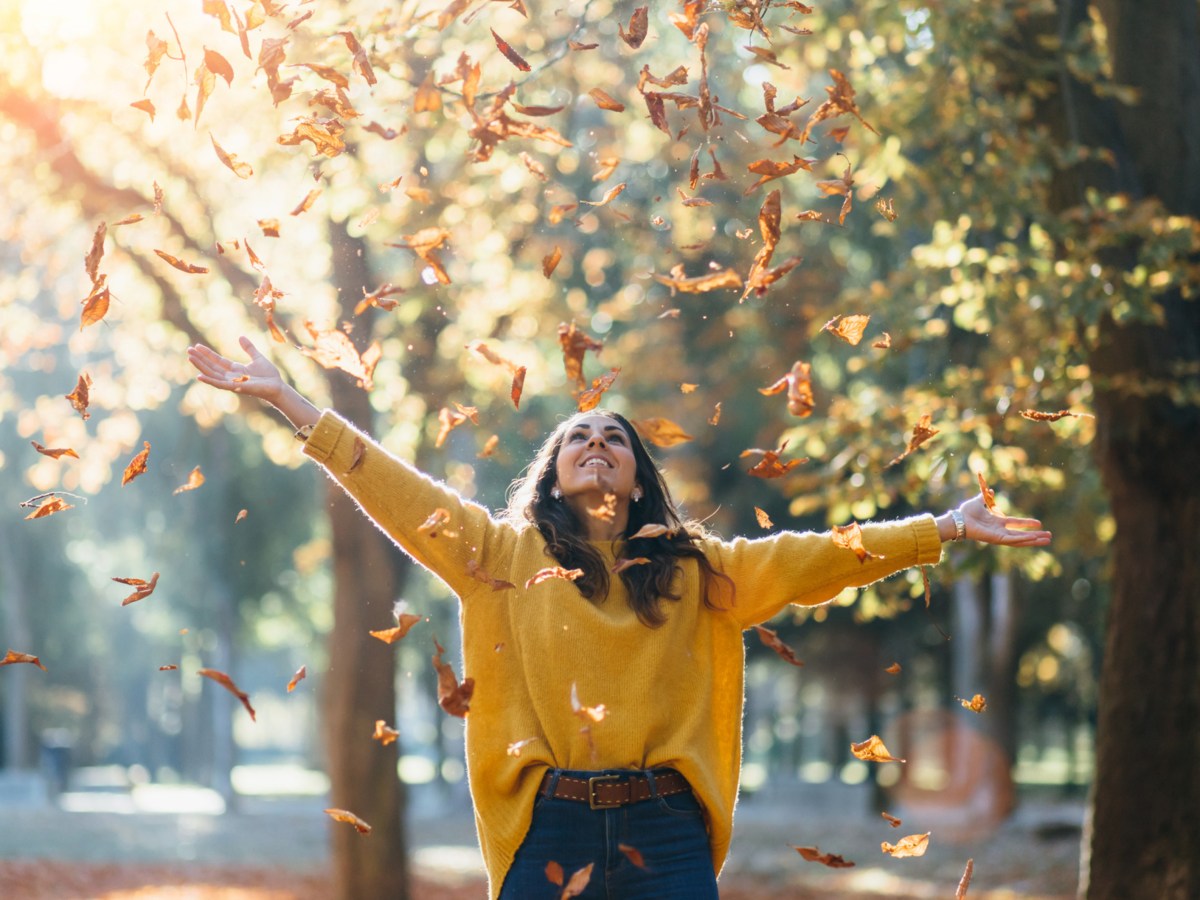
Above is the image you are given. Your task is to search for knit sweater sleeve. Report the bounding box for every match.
[707,515,944,628]
[301,409,515,600]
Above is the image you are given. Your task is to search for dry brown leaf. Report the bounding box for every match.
[958,693,988,713]
[432,636,474,717]
[886,414,940,467]
[610,557,651,574]
[1,650,47,671]
[850,734,905,763]
[23,497,74,520]
[822,314,871,346]
[630,523,674,539]
[122,442,151,486]
[882,811,902,827]
[1019,408,1093,422]
[795,845,855,868]
[324,808,371,833]
[885,662,902,675]
[286,665,307,693]
[957,858,975,899]
[589,88,625,112]
[831,522,884,563]
[578,368,620,412]
[543,246,563,278]
[618,844,646,869]
[873,332,893,349]
[373,719,400,745]
[173,466,205,494]
[466,560,515,591]
[154,249,209,274]
[631,417,693,448]
[491,28,531,71]
[754,625,804,666]
[618,6,648,48]
[882,832,930,858]
[741,441,807,478]
[31,442,79,460]
[654,265,743,294]
[525,567,585,589]
[478,434,500,458]
[198,667,256,720]
[754,507,773,528]
[369,613,422,644]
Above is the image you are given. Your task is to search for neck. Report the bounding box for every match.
[567,493,630,542]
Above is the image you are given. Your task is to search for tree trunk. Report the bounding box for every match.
[1026,1,1200,897]
[0,526,33,770]
[323,219,410,900]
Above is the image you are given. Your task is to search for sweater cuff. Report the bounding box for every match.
[301,409,349,465]
[913,514,944,566]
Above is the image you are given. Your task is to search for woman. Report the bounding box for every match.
[188,336,1051,899]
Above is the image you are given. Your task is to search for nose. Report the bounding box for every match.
[587,436,607,449]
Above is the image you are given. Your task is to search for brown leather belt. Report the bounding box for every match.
[539,769,691,810]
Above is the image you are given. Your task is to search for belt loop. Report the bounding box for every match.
[645,768,658,800]
[543,768,561,798]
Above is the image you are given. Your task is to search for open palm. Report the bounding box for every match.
[187,336,284,403]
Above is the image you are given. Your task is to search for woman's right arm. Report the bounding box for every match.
[187,337,512,598]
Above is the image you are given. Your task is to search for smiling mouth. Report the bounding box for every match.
[580,457,612,468]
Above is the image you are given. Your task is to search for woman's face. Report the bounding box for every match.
[553,414,639,503]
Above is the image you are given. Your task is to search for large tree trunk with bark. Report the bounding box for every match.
[323,221,410,899]
[1024,1,1200,897]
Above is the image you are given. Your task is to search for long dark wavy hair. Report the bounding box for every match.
[504,409,734,626]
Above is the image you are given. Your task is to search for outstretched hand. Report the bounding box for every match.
[957,494,1052,547]
[187,337,284,404]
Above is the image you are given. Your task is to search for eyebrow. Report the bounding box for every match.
[570,423,626,434]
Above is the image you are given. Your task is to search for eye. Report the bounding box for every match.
[607,433,625,444]
[568,430,587,441]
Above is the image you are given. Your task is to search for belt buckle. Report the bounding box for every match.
[587,774,621,810]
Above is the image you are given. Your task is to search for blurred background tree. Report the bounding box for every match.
[0,1,1194,898]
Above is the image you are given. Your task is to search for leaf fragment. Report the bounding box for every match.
[754,625,804,666]
[198,667,256,720]
[324,808,371,833]
[618,7,649,48]
[31,441,79,460]
[373,719,400,745]
[525,567,585,589]
[795,845,855,868]
[122,442,152,485]
[173,466,205,494]
[113,572,160,606]
[154,250,209,274]
[1,650,47,671]
[286,665,307,692]
[882,832,930,858]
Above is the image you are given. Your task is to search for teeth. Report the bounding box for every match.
[583,458,609,468]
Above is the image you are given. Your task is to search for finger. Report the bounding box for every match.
[239,335,266,361]
[189,354,233,380]
[188,345,233,372]
[1000,515,1044,529]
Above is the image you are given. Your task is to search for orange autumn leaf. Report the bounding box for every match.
[744,155,816,194]
[434,407,470,448]
[754,625,804,666]
[154,249,209,274]
[291,188,322,216]
[198,667,256,721]
[510,368,527,410]
[582,182,626,207]
[882,811,902,828]
[976,471,997,512]
[815,159,855,225]
[112,572,160,606]
[754,507,773,528]
[173,466,205,494]
[80,279,111,331]
[875,197,898,221]
[513,102,566,116]
[235,509,248,524]
[957,859,975,899]
[850,734,905,763]
[708,402,722,425]
[887,414,941,467]
[338,31,376,85]
[299,322,379,390]
[653,265,743,294]
[562,863,596,898]
[526,567,585,589]
[478,434,500,458]
[759,361,814,417]
[741,441,807,478]
[466,559,515,591]
[958,693,988,713]
[159,665,179,672]
[277,115,346,157]
[570,682,608,724]
[31,442,79,460]
[1020,408,1093,422]
[885,662,902,675]
[799,68,878,144]
[618,6,649,47]
[577,368,620,412]
[630,523,675,539]
[203,47,234,85]
[491,28,531,71]
[588,88,625,112]
[543,246,563,278]
[418,508,458,540]
[617,844,646,868]
[84,221,106,284]
[587,492,618,523]
[387,226,452,285]
[23,497,74,520]
[324,808,371,833]
[631,417,693,448]
[432,636,474,717]
[1,650,47,671]
[122,442,151,485]
[259,218,281,237]
[369,614,422,644]
[286,665,307,693]
[831,522,884,563]
[795,845,855,868]
[610,556,651,574]
[822,314,871,346]
[882,832,930,858]
[372,719,400,745]
[873,332,893,349]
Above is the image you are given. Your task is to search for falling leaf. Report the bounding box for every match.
[759,361,814,417]
[31,442,79,460]
[203,48,234,85]
[122,441,152,485]
[507,737,536,757]
[850,735,905,763]
[491,29,531,71]
[882,833,930,858]
[873,332,893,349]
[582,182,626,207]
[885,662,902,675]
[795,846,855,868]
[173,467,205,494]
[1,650,47,671]
[112,214,144,227]
[570,682,607,723]
[373,719,400,745]
[324,808,371,833]
[557,322,602,391]
[587,492,618,523]
[543,246,563,278]
[958,693,988,713]
[562,863,596,899]
[478,434,500,458]
[299,322,379,390]
[875,197,898,221]
[466,560,515,591]
[708,402,722,425]
[235,509,248,524]
[957,859,975,899]
[744,155,816,194]
[1019,409,1093,422]
[193,61,216,126]
[79,278,111,331]
[887,414,940,467]
[387,226,452,285]
[577,368,620,412]
[822,314,871,346]
[369,613,422,644]
[548,202,578,224]
[754,507,773,528]
[23,497,74,520]
[831,522,884,563]
[976,471,997,512]
[611,557,651,574]
[545,861,564,886]
[799,69,878,144]
[131,98,156,121]
[618,844,646,869]
[525,567,585,589]
[882,811,902,828]
[277,115,346,157]
[754,625,804,666]
[159,665,179,672]
[630,523,674,539]
[198,667,256,720]
[741,441,807,478]
[815,159,855,225]
[343,437,367,475]
[618,6,649,48]
[143,30,170,88]
[258,218,280,237]
[112,572,160,606]
[631,417,693,447]
[588,88,625,112]
[432,636,474,717]
[291,188,322,216]
[85,221,107,285]
[339,31,376,85]
[653,265,743,294]
[287,665,307,692]
[154,249,209,274]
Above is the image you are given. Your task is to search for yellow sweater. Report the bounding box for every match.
[303,410,943,897]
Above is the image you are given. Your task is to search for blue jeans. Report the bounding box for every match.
[498,769,719,899]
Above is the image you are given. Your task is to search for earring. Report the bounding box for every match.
[550,486,563,500]
[632,488,643,502]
